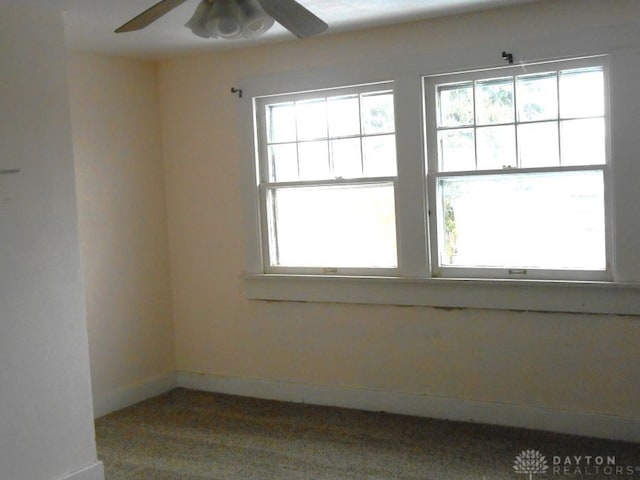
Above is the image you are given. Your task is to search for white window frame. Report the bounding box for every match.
[237,23,640,315]
[423,55,612,282]
[253,82,401,276]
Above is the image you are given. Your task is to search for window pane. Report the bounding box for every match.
[269,143,298,182]
[268,184,397,268]
[331,138,362,178]
[437,171,605,270]
[476,77,514,125]
[518,122,560,168]
[438,129,475,171]
[264,87,397,186]
[437,82,473,127]
[560,118,605,166]
[362,92,395,135]
[363,135,397,177]
[516,72,558,122]
[328,95,360,138]
[298,141,330,180]
[476,125,516,169]
[559,67,604,118]
[267,103,296,143]
[296,99,327,141]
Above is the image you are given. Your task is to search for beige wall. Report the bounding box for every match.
[159,0,640,421]
[69,53,176,414]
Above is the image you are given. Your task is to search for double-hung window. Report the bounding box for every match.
[254,83,398,274]
[424,56,610,280]
[250,56,610,284]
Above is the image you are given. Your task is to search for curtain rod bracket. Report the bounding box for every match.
[231,87,243,98]
[502,51,514,65]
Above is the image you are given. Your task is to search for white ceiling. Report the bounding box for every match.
[3,0,539,59]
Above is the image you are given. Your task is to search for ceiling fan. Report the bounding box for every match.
[115,0,329,40]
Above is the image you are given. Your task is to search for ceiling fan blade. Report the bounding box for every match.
[115,0,191,33]
[257,0,328,38]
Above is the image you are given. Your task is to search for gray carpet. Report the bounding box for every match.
[95,388,639,479]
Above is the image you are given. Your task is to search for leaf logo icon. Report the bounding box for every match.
[514,450,549,480]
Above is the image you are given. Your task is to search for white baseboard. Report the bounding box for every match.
[177,371,640,443]
[93,372,177,418]
[59,461,104,480]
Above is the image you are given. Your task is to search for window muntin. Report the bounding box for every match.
[264,89,396,183]
[435,65,606,172]
[256,83,398,273]
[426,57,610,280]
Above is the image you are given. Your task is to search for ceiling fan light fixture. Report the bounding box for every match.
[205,0,242,39]
[185,0,213,38]
[237,0,274,39]
[118,0,327,40]
[185,0,276,40]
